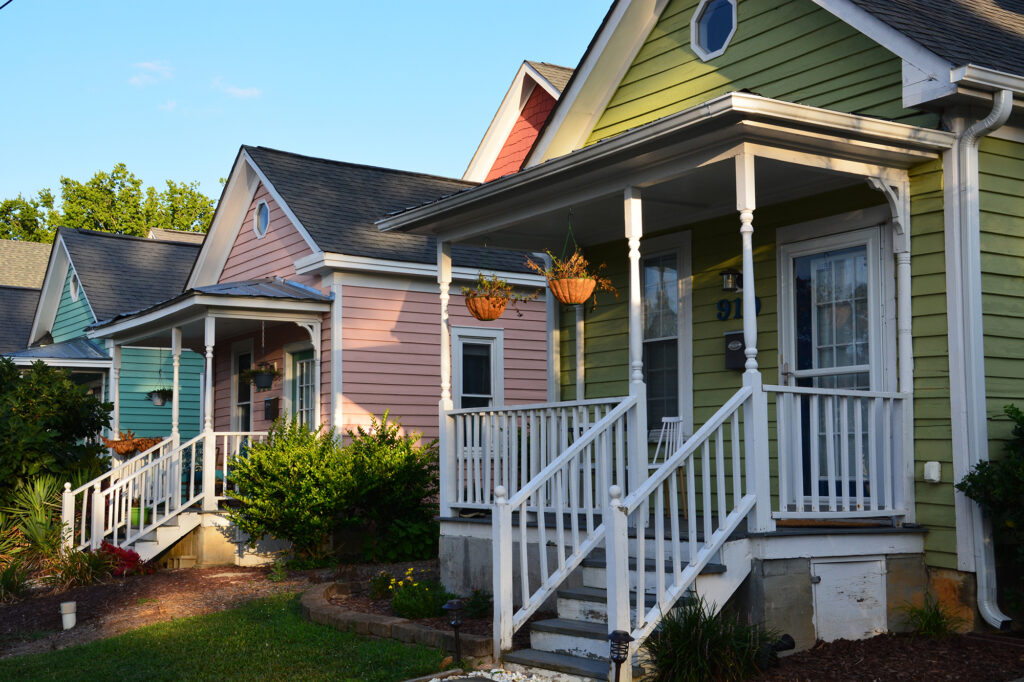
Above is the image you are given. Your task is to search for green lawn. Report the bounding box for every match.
[0,593,447,681]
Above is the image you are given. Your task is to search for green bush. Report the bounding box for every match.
[640,598,776,682]
[463,589,492,619]
[900,592,965,637]
[0,358,111,506]
[956,403,1024,610]
[227,420,351,560]
[42,544,114,590]
[0,558,30,602]
[389,568,455,619]
[368,570,393,599]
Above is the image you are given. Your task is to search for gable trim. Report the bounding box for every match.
[28,235,96,345]
[241,149,322,257]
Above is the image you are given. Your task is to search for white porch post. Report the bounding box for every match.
[624,187,648,496]
[574,304,585,399]
[736,154,774,533]
[202,316,217,512]
[438,240,455,517]
[108,341,121,441]
[171,327,181,447]
[896,247,916,522]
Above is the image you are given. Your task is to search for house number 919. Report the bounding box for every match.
[716,297,762,320]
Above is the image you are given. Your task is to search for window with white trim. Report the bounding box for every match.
[69,272,80,301]
[691,0,737,61]
[291,349,315,427]
[642,252,680,431]
[232,348,253,431]
[452,327,504,410]
[253,200,270,238]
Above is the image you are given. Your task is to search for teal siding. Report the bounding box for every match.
[51,269,96,343]
[119,347,204,440]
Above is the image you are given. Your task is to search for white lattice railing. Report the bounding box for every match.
[491,395,638,659]
[606,386,758,664]
[765,385,907,519]
[445,398,624,511]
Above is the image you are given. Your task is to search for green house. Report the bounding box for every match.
[6,227,205,444]
[379,0,1024,675]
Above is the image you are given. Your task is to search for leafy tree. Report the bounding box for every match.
[0,358,111,506]
[0,191,56,242]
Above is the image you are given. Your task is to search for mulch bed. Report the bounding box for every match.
[0,566,318,659]
[756,631,1024,681]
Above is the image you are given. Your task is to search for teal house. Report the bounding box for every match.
[6,228,205,443]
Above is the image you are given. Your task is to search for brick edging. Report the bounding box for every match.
[300,584,492,659]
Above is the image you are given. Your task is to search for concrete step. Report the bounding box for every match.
[530,618,612,661]
[504,648,642,682]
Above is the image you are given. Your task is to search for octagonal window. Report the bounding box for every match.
[692,0,737,61]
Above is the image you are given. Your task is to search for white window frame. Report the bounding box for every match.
[253,200,270,239]
[283,341,315,425]
[69,271,80,301]
[451,326,504,410]
[691,0,738,62]
[230,340,254,431]
[641,230,693,440]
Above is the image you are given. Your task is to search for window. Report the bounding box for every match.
[452,328,503,410]
[643,253,680,431]
[691,0,737,61]
[253,200,270,238]
[291,349,315,427]
[69,272,80,301]
[233,349,253,430]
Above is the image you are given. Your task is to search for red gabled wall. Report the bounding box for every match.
[484,86,557,182]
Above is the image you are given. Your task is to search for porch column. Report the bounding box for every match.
[437,240,455,516]
[171,327,181,446]
[896,247,916,521]
[202,316,217,512]
[574,305,585,399]
[624,187,648,495]
[108,341,121,441]
[735,154,774,532]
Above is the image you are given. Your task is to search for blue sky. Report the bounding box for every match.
[1,1,608,201]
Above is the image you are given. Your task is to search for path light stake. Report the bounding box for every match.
[608,629,634,682]
[442,598,465,663]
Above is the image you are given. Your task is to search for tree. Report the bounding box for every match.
[0,164,215,243]
[0,358,111,506]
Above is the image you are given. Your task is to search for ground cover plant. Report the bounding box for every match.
[0,592,447,681]
[899,592,965,637]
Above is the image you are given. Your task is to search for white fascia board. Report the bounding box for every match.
[295,251,546,288]
[463,63,538,182]
[527,0,669,165]
[9,357,111,369]
[380,93,954,236]
[187,152,259,288]
[241,149,323,257]
[524,62,563,100]
[951,65,1024,96]
[28,235,70,344]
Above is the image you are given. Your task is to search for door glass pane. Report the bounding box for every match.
[643,254,678,340]
[292,351,314,427]
[461,342,492,408]
[235,352,252,429]
[643,339,678,430]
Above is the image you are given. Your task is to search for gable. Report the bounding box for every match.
[485,86,558,182]
[52,266,96,343]
[219,182,318,287]
[586,0,938,145]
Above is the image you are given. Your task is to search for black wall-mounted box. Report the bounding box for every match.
[264,397,279,421]
[724,331,746,370]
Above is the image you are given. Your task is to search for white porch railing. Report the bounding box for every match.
[492,395,638,658]
[445,398,623,511]
[211,431,268,501]
[765,384,907,519]
[606,386,757,661]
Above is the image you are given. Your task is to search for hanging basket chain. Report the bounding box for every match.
[561,208,579,260]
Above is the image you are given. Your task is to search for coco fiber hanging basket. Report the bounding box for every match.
[548,277,597,306]
[465,295,508,321]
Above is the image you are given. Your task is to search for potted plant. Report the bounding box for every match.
[146,388,174,406]
[241,362,282,390]
[461,273,538,321]
[130,498,152,527]
[525,249,617,308]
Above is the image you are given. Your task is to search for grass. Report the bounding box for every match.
[0,593,447,681]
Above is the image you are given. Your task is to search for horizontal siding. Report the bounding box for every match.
[51,268,96,343]
[342,285,548,440]
[979,137,1024,459]
[118,347,204,440]
[587,0,937,145]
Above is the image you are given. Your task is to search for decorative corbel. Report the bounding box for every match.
[296,321,321,356]
[866,176,911,253]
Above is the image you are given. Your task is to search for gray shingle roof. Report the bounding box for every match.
[147,228,206,244]
[59,228,200,323]
[0,285,40,353]
[243,146,533,273]
[527,61,574,92]
[7,337,108,361]
[0,239,52,288]
[848,0,1024,76]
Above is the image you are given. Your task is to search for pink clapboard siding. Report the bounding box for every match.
[342,285,548,439]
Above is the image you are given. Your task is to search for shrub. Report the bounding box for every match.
[368,570,393,599]
[463,589,492,619]
[641,598,777,682]
[227,419,351,559]
[0,358,111,506]
[900,592,965,637]
[0,558,30,602]
[98,542,154,577]
[42,544,114,590]
[389,568,455,619]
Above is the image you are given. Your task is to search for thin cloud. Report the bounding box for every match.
[158,99,177,111]
[129,60,173,87]
[212,76,261,98]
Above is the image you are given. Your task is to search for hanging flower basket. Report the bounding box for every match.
[146,388,174,406]
[101,431,164,456]
[461,273,538,321]
[241,362,282,391]
[548,277,597,306]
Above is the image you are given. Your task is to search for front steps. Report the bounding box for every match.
[128,510,202,561]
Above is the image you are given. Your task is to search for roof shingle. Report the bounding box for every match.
[527,61,574,92]
[0,286,40,353]
[0,239,52,288]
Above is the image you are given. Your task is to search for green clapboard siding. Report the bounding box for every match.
[587,0,937,145]
[908,158,956,570]
[51,268,96,343]
[118,347,204,440]
[979,137,1024,459]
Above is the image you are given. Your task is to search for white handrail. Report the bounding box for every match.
[445,396,624,417]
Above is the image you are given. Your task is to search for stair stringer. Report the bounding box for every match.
[691,538,752,615]
[132,511,202,562]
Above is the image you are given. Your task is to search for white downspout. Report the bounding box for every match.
[957,89,1013,630]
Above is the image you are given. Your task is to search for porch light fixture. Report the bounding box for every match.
[720,268,742,292]
[442,598,465,662]
[608,629,634,682]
